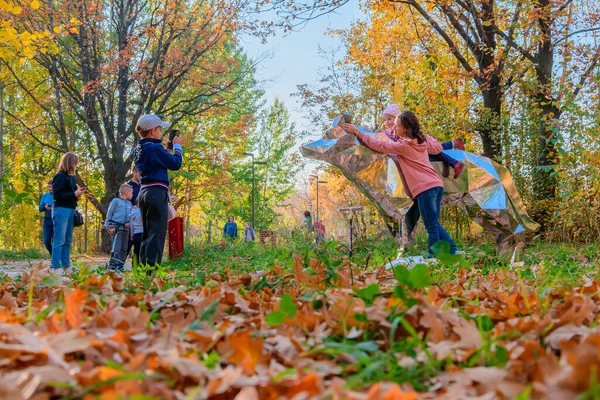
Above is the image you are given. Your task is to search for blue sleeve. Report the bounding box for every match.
[38,195,46,212]
[234,223,238,237]
[105,200,116,227]
[126,205,132,225]
[129,212,134,236]
[223,223,227,235]
[155,144,183,171]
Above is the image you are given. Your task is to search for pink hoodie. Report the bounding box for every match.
[357,131,443,199]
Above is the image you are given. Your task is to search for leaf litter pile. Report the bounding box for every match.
[0,254,599,399]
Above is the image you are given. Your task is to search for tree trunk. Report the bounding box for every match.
[207,218,212,243]
[532,0,559,201]
[478,80,503,161]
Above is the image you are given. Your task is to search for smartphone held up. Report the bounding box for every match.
[167,129,180,150]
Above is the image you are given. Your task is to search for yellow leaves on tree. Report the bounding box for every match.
[0,1,82,60]
[0,0,53,60]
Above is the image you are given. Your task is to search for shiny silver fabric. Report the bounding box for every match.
[301,117,539,263]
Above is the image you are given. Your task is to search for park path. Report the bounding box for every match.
[0,256,132,279]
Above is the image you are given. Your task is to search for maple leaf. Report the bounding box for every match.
[64,288,88,328]
[224,330,264,373]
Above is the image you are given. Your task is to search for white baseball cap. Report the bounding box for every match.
[136,114,171,131]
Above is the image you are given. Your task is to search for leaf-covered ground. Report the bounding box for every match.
[1,240,599,399]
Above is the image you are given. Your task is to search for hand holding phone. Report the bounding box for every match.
[167,129,180,150]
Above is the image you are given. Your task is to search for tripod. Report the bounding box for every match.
[339,206,364,258]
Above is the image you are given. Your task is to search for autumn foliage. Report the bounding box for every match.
[0,253,599,399]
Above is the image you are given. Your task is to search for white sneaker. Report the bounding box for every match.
[455,250,466,257]
[51,268,69,276]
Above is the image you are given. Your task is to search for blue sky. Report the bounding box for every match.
[239,4,365,138]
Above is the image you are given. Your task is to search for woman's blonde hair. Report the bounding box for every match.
[58,152,78,175]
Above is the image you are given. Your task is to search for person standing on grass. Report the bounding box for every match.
[105,184,133,271]
[51,153,88,271]
[342,111,458,258]
[381,104,465,247]
[243,222,256,242]
[223,215,238,240]
[129,200,143,266]
[302,211,313,238]
[133,114,183,269]
[126,166,141,258]
[314,220,326,244]
[38,180,54,255]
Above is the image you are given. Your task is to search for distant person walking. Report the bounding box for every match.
[302,211,313,238]
[314,220,326,244]
[223,216,238,240]
[51,153,87,271]
[38,180,54,255]
[243,222,256,242]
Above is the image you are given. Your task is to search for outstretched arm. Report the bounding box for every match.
[341,123,410,155]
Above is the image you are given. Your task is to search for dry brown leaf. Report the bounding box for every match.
[223,330,264,373]
[64,289,88,328]
[544,323,591,349]
[452,318,483,349]
[234,386,259,400]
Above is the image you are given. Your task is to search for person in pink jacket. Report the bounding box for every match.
[342,111,457,257]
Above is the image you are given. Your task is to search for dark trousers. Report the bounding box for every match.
[139,186,168,266]
[404,201,420,243]
[131,232,142,266]
[415,186,457,257]
[109,228,129,270]
[429,141,459,167]
[43,218,53,255]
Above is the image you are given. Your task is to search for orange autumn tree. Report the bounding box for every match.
[338,5,478,147]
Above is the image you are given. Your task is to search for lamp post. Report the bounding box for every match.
[310,175,328,222]
[243,152,266,229]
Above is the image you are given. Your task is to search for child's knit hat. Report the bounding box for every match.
[382,104,401,118]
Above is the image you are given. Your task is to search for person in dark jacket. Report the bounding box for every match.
[38,180,54,255]
[51,153,87,271]
[127,166,141,206]
[126,166,141,258]
[223,216,238,239]
[133,114,183,268]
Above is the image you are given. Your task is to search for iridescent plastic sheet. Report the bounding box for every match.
[301,117,539,263]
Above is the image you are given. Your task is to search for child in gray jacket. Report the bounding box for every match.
[105,184,133,271]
